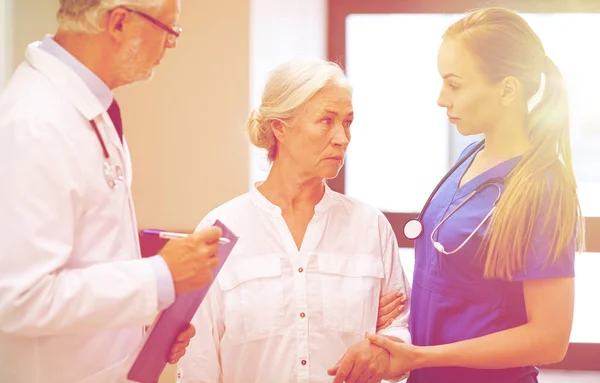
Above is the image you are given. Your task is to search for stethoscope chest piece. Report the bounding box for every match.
[91,119,125,190]
[404,219,423,240]
[103,161,124,189]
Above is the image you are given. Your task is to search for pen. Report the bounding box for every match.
[141,229,231,244]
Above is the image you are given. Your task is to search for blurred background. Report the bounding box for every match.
[1,0,598,382]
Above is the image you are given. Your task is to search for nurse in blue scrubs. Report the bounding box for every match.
[364,7,583,383]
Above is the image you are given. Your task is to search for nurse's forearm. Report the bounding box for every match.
[412,323,566,369]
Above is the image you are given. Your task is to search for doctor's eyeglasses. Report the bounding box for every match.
[119,7,182,45]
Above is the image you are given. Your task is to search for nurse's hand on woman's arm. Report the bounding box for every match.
[160,226,223,294]
[377,291,407,331]
[366,277,574,378]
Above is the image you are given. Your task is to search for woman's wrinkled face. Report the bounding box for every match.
[277,84,353,180]
[437,38,504,136]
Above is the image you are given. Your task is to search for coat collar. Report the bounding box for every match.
[25,41,107,121]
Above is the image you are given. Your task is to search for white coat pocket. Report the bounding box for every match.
[318,254,384,335]
[217,255,285,344]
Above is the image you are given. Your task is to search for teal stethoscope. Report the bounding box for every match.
[403,140,504,255]
[90,120,125,189]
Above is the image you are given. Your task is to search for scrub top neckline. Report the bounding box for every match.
[453,143,523,201]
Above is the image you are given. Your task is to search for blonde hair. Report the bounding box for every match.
[248,58,352,162]
[444,7,584,280]
[57,0,165,33]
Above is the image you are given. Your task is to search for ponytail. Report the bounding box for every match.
[482,56,584,280]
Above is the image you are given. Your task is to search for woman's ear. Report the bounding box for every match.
[270,120,285,143]
[499,76,520,107]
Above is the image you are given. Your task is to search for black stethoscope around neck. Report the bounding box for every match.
[403,140,505,254]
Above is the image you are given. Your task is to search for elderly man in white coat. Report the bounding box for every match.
[0,1,221,382]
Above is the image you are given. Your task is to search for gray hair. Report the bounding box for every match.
[57,0,166,33]
[247,58,352,162]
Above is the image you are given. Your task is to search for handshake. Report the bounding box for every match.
[327,332,415,383]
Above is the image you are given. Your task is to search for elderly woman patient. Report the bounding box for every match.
[179,59,411,383]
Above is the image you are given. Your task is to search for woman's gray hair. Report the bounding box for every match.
[247,58,352,162]
[57,0,166,33]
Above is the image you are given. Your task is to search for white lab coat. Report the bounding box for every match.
[0,42,160,382]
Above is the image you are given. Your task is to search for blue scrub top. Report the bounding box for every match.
[408,142,576,383]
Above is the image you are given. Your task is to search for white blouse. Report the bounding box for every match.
[179,183,411,383]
